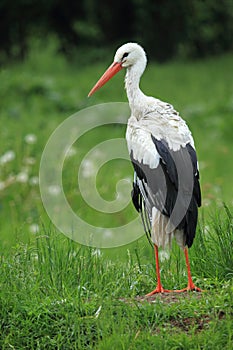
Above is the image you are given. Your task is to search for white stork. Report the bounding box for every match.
[88,43,202,294]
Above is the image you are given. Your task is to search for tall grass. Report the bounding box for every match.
[0,211,233,349]
[191,205,233,281]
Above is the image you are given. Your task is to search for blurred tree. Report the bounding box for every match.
[0,0,232,64]
[0,0,84,61]
[185,0,233,57]
[0,0,37,60]
[94,0,134,44]
[132,0,190,61]
[46,0,84,54]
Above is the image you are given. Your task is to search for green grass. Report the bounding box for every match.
[0,41,233,348]
[0,218,233,349]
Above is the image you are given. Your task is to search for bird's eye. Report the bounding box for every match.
[122,52,129,60]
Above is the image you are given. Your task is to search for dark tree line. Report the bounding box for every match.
[0,0,233,63]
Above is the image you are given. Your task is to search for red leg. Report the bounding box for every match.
[174,247,202,292]
[146,244,171,296]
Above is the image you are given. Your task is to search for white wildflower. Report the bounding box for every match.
[29,176,39,186]
[29,223,39,234]
[48,184,61,196]
[103,229,113,238]
[0,150,15,165]
[64,146,77,158]
[16,172,29,183]
[24,134,37,144]
[81,159,95,178]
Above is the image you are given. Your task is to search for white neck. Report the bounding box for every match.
[124,61,147,116]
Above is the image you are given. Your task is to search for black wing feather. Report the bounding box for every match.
[130,137,201,248]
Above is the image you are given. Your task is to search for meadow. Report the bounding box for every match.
[0,41,233,349]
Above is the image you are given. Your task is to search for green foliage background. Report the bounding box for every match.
[1,0,233,63]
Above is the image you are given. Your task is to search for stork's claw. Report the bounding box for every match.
[174,285,203,293]
[146,286,172,296]
[146,285,203,296]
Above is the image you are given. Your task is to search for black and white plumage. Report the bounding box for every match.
[88,42,202,294]
[128,124,201,249]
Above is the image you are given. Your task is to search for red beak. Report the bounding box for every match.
[88,62,123,97]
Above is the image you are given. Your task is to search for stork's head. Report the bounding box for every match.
[114,42,147,68]
[88,42,147,97]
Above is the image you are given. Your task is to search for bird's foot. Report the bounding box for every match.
[174,281,203,293]
[146,286,171,296]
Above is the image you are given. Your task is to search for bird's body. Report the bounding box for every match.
[88,43,202,294]
[126,113,197,249]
